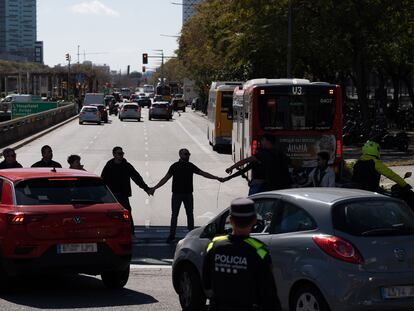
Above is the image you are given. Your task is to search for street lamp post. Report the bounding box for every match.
[287,0,293,78]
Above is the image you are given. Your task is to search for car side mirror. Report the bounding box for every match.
[404,172,412,179]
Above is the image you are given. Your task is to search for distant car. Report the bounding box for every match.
[172,188,414,311]
[136,98,151,108]
[172,98,186,112]
[104,95,115,106]
[191,97,201,110]
[79,105,101,125]
[0,168,132,289]
[153,95,163,102]
[90,104,108,123]
[119,103,141,121]
[149,102,171,121]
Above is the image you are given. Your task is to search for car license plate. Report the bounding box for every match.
[382,286,414,299]
[57,243,98,254]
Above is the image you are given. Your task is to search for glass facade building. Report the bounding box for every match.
[0,0,39,62]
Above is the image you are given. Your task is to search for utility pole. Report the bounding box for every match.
[287,0,293,78]
[77,45,80,64]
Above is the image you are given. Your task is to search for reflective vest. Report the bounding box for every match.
[206,235,268,260]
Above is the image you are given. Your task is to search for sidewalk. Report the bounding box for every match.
[344,131,414,166]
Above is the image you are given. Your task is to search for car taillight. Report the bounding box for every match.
[336,139,342,158]
[7,213,47,225]
[312,235,364,264]
[251,139,258,155]
[107,210,130,222]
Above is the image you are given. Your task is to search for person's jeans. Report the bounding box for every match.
[114,193,135,235]
[169,193,194,238]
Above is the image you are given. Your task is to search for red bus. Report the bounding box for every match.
[232,78,343,179]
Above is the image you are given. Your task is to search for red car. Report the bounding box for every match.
[0,168,132,289]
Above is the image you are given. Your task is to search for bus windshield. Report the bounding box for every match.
[258,94,335,130]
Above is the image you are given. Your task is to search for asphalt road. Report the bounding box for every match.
[11,108,248,230]
[0,268,181,311]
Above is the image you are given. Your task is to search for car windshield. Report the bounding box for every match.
[333,200,414,236]
[124,105,137,109]
[152,104,167,108]
[15,178,117,205]
[83,108,97,112]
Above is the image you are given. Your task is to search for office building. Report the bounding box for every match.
[0,0,40,63]
[182,0,203,25]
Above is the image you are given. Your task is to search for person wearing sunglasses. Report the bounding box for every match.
[151,148,226,243]
[0,148,23,169]
[101,146,153,235]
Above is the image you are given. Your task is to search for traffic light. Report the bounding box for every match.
[65,53,70,61]
[142,53,148,64]
[142,66,146,73]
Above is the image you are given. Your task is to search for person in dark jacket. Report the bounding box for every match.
[203,198,281,311]
[225,134,291,194]
[101,146,153,235]
[31,145,62,168]
[0,148,23,169]
[151,148,225,243]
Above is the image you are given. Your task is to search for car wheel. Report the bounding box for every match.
[97,121,101,125]
[79,121,83,125]
[149,116,152,120]
[182,107,186,112]
[137,118,141,122]
[120,118,123,121]
[291,285,331,311]
[177,266,205,311]
[101,265,130,289]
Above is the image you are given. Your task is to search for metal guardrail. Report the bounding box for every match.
[0,102,77,149]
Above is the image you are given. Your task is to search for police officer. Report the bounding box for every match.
[202,198,281,311]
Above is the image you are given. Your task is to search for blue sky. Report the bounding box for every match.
[38,0,182,72]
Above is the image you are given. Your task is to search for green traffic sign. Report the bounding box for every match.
[11,101,58,119]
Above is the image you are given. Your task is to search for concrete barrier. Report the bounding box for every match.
[0,102,77,148]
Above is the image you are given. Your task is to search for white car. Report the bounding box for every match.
[79,105,101,125]
[119,103,141,121]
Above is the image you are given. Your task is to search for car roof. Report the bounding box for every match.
[251,187,384,205]
[82,105,98,109]
[0,168,100,182]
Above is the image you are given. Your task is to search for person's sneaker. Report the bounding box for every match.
[166,236,176,244]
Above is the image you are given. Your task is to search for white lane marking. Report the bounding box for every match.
[145,171,149,177]
[129,264,172,270]
[94,136,97,139]
[145,147,149,151]
[85,146,89,149]
[175,118,216,157]
[145,161,148,166]
[145,198,149,204]
[89,141,94,144]
[145,219,150,227]
[131,264,171,270]
[145,154,148,158]
[144,137,148,140]
[145,142,148,145]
